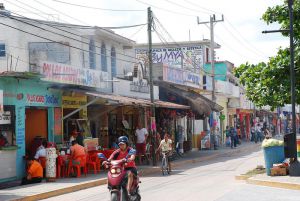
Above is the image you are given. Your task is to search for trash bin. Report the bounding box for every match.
[263,146,285,176]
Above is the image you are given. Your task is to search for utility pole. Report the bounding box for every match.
[197,14,224,102]
[148,7,156,166]
[197,14,224,141]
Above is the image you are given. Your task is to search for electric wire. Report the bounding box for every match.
[183,0,222,15]
[221,22,268,59]
[225,20,269,57]
[135,0,197,17]
[3,0,141,61]
[52,0,145,12]
[164,0,211,15]
[1,11,139,61]
[0,20,138,65]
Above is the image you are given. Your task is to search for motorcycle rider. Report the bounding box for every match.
[104,136,137,196]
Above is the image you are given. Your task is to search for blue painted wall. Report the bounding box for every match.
[0,77,61,180]
[204,62,227,81]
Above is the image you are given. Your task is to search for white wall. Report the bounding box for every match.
[113,79,159,100]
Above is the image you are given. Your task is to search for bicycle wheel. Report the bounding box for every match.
[161,157,167,175]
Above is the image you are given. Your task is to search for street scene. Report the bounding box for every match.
[1,0,300,201]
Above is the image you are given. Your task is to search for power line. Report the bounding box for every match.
[4,0,140,61]
[164,0,211,15]
[225,20,269,57]
[183,0,222,15]
[52,0,145,12]
[32,0,89,25]
[4,12,140,61]
[129,23,147,39]
[221,22,268,59]
[135,0,197,17]
[0,20,138,65]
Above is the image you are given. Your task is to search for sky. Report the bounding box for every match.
[2,0,289,67]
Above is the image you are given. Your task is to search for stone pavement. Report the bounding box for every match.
[0,142,260,201]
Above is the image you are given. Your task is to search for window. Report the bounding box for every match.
[89,39,96,69]
[0,44,6,57]
[101,43,107,72]
[111,47,116,77]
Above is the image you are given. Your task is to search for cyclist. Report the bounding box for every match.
[156,133,173,172]
[104,136,137,195]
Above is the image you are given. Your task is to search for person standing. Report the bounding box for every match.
[135,123,148,165]
[224,126,230,147]
[230,126,237,148]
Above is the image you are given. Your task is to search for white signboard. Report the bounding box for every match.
[40,61,109,89]
[0,111,11,124]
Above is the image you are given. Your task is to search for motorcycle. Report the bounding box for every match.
[98,150,141,201]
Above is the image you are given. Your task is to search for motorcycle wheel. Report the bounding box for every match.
[111,192,118,201]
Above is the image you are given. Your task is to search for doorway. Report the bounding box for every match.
[25,108,48,157]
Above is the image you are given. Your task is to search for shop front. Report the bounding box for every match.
[0,75,61,182]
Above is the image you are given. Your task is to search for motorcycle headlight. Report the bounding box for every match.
[116,168,121,173]
[111,168,116,174]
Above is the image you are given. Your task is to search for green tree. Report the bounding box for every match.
[234,0,300,110]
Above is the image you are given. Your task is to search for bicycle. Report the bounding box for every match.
[161,151,170,175]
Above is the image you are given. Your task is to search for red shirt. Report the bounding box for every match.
[110,147,136,168]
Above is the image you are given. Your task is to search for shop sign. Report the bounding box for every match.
[130,63,149,93]
[161,65,202,89]
[40,61,109,89]
[62,96,87,109]
[26,94,59,105]
[184,71,201,88]
[163,65,184,85]
[0,111,11,124]
[130,78,149,93]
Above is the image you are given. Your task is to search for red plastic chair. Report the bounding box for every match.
[86,153,100,174]
[57,155,69,178]
[67,155,87,177]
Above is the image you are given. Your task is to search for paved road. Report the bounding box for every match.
[42,146,300,201]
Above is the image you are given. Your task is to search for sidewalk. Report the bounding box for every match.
[246,171,300,191]
[0,142,260,201]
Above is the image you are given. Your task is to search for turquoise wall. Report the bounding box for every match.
[0,77,61,179]
[204,62,227,81]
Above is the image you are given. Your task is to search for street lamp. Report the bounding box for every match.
[263,0,300,176]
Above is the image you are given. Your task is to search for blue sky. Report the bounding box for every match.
[2,0,289,66]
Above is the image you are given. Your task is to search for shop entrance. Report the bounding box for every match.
[25,108,48,157]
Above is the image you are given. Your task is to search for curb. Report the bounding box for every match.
[11,144,259,201]
[235,175,251,181]
[246,177,300,191]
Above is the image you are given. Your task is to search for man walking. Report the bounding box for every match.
[135,123,148,165]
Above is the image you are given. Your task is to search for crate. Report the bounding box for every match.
[270,167,287,176]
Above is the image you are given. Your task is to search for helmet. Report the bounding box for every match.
[118,136,129,145]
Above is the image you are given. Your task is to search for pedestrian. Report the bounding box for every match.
[76,129,84,147]
[135,123,148,165]
[229,126,237,148]
[225,126,231,147]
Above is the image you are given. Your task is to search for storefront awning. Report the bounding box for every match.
[86,92,190,109]
[159,85,223,117]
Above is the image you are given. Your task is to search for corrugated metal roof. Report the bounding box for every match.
[86,92,190,109]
